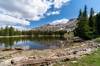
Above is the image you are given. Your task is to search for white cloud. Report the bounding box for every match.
[0,0,70,29]
[50,18,69,25]
[0,0,51,21]
[53,0,70,8]
[0,25,30,31]
[0,14,30,26]
[46,11,60,16]
[0,0,70,20]
[12,26,31,31]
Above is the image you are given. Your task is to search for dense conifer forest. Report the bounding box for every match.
[75,5,100,40]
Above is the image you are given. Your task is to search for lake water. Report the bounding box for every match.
[0,37,72,50]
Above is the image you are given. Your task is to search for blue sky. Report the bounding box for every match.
[0,0,100,30]
[30,0,100,28]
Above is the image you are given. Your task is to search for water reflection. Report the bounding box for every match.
[0,37,72,50]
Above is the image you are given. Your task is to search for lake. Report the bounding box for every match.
[0,37,73,50]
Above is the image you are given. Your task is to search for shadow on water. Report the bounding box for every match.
[0,36,73,50]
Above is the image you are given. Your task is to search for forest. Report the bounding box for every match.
[75,5,100,40]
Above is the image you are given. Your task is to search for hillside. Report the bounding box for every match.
[35,19,77,32]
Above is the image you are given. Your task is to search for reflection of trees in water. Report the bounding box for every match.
[0,37,28,48]
[0,37,73,49]
[0,38,14,48]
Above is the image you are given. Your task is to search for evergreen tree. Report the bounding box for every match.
[89,8,96,33]
[83,5,88,17]
[95,13,100,35]
[0,27,4,36]
[75,5,92,40]
[9,27,14,36]
[5,26,9,36]
[77,9,83,20]
[89,8,94,27]
[75,9,83,36]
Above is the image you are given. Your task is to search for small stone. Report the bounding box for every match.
[71,61,78,63]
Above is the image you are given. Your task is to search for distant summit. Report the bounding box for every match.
[35,18,77,32]
[49,19,69,25]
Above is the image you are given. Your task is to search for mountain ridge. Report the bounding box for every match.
[35,18,77,32]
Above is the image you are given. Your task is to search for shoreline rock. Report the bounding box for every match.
[0,40,99,66]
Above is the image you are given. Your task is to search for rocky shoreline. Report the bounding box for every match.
[0,40,99,66]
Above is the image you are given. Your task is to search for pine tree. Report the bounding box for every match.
[89,8,95,32]
[75,9,83,36]
[77,9,82,20]
[5,26,9,36]
[75,5,92,40]
[83,5,88,18]
[9,27,14,36]
[95,13,100,35]
[88,8,97,38]
[89,8,94,27]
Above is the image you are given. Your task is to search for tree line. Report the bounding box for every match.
[0,26,67,37]
[0,26,22,36]
[75,5,100,40]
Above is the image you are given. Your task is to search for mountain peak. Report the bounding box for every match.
[35,18,77,31]
[49,19,69,25]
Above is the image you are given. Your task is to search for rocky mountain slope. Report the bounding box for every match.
[35,19,77,32]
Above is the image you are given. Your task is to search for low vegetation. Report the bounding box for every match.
[53,48,100,66]
[94,38,100,43]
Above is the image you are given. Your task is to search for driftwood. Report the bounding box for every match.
[0,50,22,60]
[15,48,96,66]
[15,56,71,66]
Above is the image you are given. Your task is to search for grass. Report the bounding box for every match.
[94,37,100,43]
[53,48,100,66]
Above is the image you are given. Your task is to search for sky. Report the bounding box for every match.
[0,0,100,30]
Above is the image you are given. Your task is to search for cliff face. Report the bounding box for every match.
[35,19,77,32]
